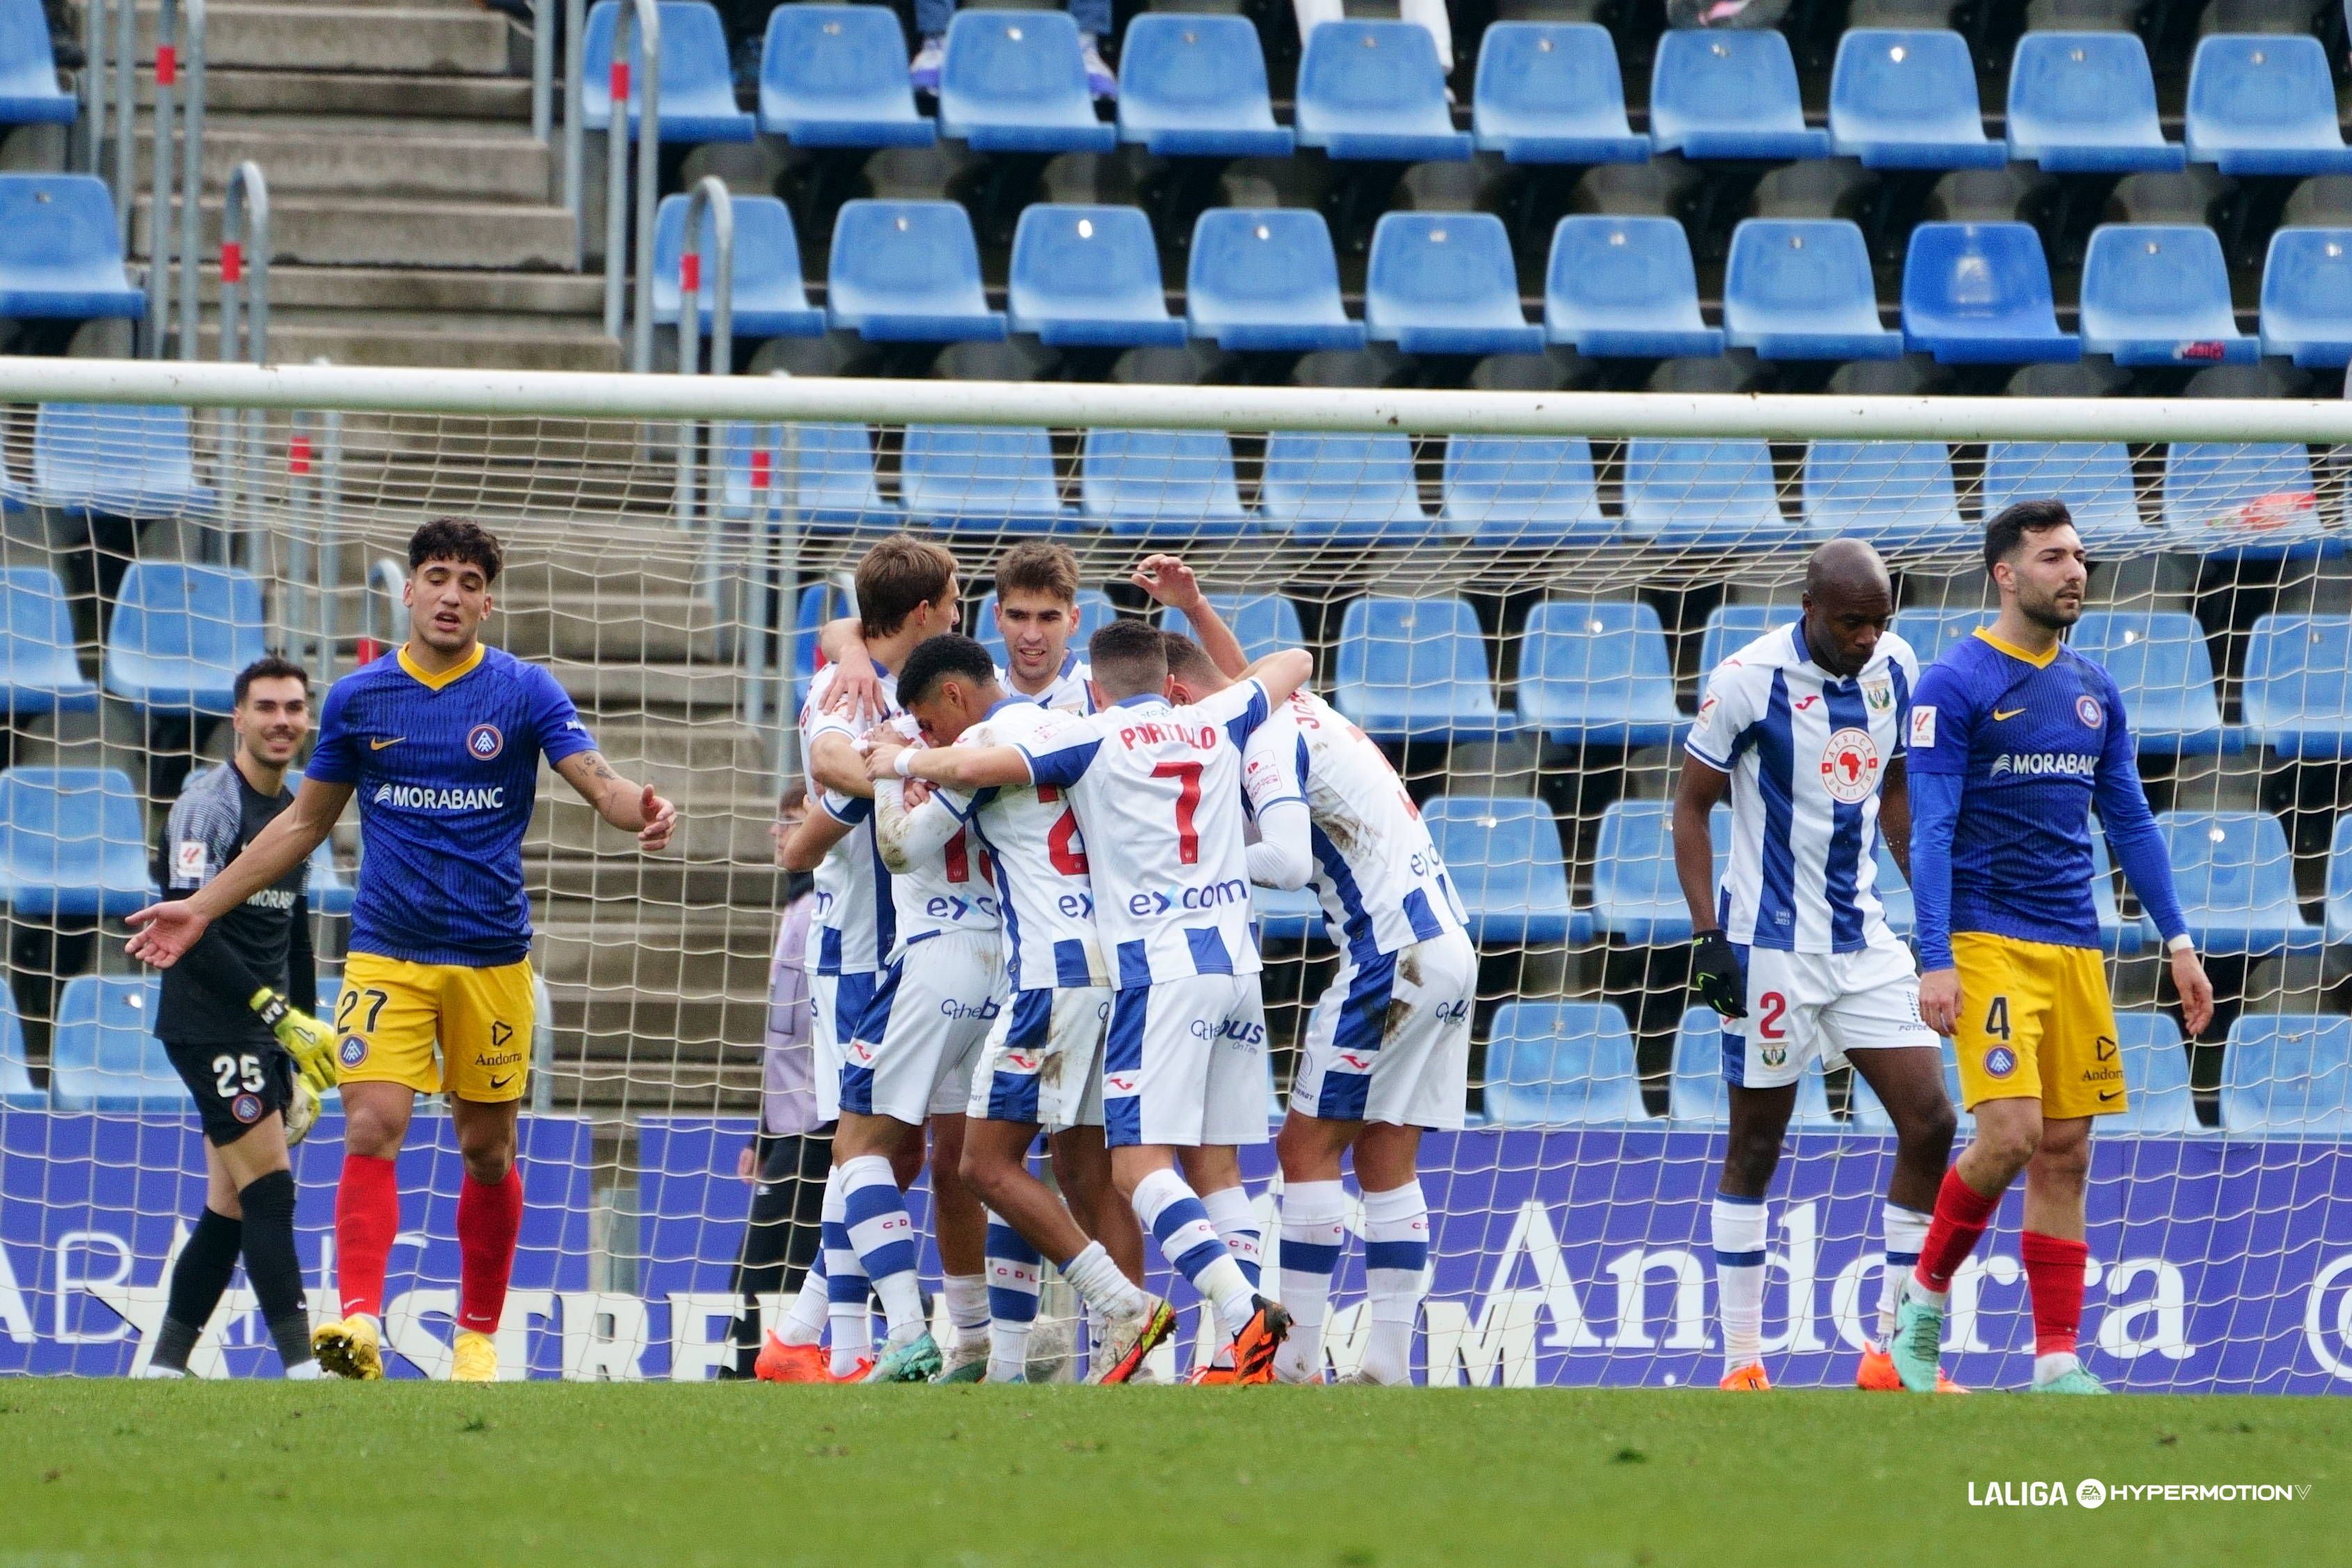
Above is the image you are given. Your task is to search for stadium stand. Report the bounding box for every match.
[650,195,824,338]
[0,991,38,1111]
[1485,1001,1645,1126]
[1365,213,1544,357]
[2158,810,2326,957]
[1471,22,1647,165]
[45,977,179,1112]
[1080,430,1252,533]
[1440,437,1611,547]
[1981,441,2148,549]
[2067,610,2238,756]
[0,767,153,920]
[2257,228,2352,368]
[2101,1014,2198,1136]
[2077,225,2259,367]
[1331,595,1512,740]
[1826,28,2005,169]
[1258,432,1423,540]
[2184,33,2352,175]
[1590,801,1728,947]
[1008,205,1186,348]
[2159,441,2326,556]
[1544,217,1724,359]
[2222,1014,2352,1135]
[102,564,266,716]
[1186,207,1365,352]
[0,177,143,322]
[1116,13,1292,158]
[0,0,76,127]
[0,568,97,716]
[1722,219,1905,361]
[825,200,1007,341]
[721,423,901,531]
[1160,593,1306,663]
[2243,614,2352,758]
[1799,441,1970,551]
[2005,31,2183,171]
[1621,439,1794,549]
[1,405,210,518]
[898,425,1076,530]
[1293,19,1471,163]
[937,9,1116,154]
[1516,601,1681,748]
[583,0,757,143]
[756,3,936,147]
[1901,223,2081,364]
[1420,796,1578,947]
[1647,26,1828,161]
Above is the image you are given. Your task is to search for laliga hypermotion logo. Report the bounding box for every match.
[2304,1253,2352,1381]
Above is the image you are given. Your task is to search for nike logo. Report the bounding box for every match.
[488,1072,514,1090]
[1992,707,2026,721]
[2098,1089,2123,1101]
[370,737,405,751]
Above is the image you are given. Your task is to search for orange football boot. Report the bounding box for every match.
[823,1356,875,1383]
[1856,1341,1968,1393]
[1227,1296,1293,1383]
[755,1333,829,1384]
[1719,1362,1772,1391]
[1184,1363,1241,1386]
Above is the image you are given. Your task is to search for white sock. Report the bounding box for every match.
[1063,1239,1146,1320]
[284,1360,323,1380]
[943,1272,989,1352]
[1361,1181,1429,1386]
[1275,1179,1347,1383]
[1905,1275,1950,1311]
[839,1153,925,1340]
[1199,1184,1263,1292]
[1132,1167,1256,1338]
[1879,1202,1931,1345]
[778,1248,829,1347]
[2034,1350,2081,1385]
[1712,1194,1768,1373]
[822,1168,872,1376]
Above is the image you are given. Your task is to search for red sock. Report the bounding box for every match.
[1912,1167,2002,1294]
[456,1167,525,1334]
[2021,1231,2090,1356]
[335,1154,400,1320]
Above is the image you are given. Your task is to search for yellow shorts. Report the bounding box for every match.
[331,952,534,1104]
[1950,932,2126,1119]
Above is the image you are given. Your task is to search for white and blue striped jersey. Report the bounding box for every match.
[998,650,1096,715]
[801,659,900,976]
[873,719,1002,952]
[952,697,1110,991]
[1684,622,1918,955]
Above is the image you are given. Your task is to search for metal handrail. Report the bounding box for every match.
[83,0,136,235]
[218,162,267,570]
[145,0,205,361]
[368,556,407,652]
[562,0,586,254]
[674,175,732,544]
[602,0,659,373]
[532,0,554,146]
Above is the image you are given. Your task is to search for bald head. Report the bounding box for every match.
[1800,537,1895,677]
[1805,537,1891,602]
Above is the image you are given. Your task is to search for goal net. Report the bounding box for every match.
[0,359,2347,1390]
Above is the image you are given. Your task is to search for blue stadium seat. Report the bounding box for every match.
[1116,13,1291,158]
[1160,593,1305,664]
[1723,219,1904,361]
[1294,19,1471,163]
[718,423,901,530]
[1591,799,1728,946]
[1621,439,1797,551]
[1331,595,1513,742]
[2078,224,2257,367]
[1649,26,1829,161]
[47,978,180,1113]
[758,3,934,148]
[2184,33,2352,176]
[0,767,153,918]
[1253,879,1324,945]
[1364,212,1542,357]
[938,9,1115,153]
[0,404,212,517]
[1008,205,1183,348]
[0,987,37,1111]
[2324,813,2352,944]
[1258,432,1427,542]
[973,586,1119,665]
[1901,222,2080,365]
[825,200,1006,341]
[1871,841,1913,939]
[2103,1014,2196,1136]
[582,1,755,141]
[650,194,824,338]
[1485,1001,1646,1127]
[2158,810,2323,957]
[792,580,849,711]
[1673,1005,1840,1127]
[1696,603,1785,675]
[2069,611,2234,757]
[2005,31,2182,173]
[1982,441,2147,551]
[308,839,354,918]
[2242,614,2352,758]
[2158,441,2325,557]
[104,563,265,716]
[1544,216,1724,359]
[1471,22,1646,165]
[2258,228,2352,369]
[1889,606,1991,666]
[1081,430,1250,535]
[1801,441,1969,552]
[1516,600,1681,748]
[1439,436,1611,547]
[0,567,95,715]
[1186,207,1365,352]
[1827,29,2004,170]
[0,176,142,319]
[899,425,1079,531]
[0,0,76,125]
[1420,796,1577,946]
[2222,1014,2352,1137]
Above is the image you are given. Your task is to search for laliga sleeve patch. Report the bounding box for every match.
[1908,705,1936,750]
[173,840,205,882]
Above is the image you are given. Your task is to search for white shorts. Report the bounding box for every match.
[840,930,1003,1124]
[1721,940,1936,1090]
[807,969,881,1127]
[969,985,1110,1131]
[1103,971,1270,1150]
[1290,930,1476,1131]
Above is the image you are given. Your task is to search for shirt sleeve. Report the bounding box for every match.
[1886,641,1921,760]
[1241,711,1306,819]
[162,776,240,892]
[2092,672,2189,946]
[1244,797,1312,891]
[873,778,970,874]
[1017,713,1103,789]
[303,679,360,785]
[1909,769,1964,971]
[529,664,597,766]
[1902,661,1977,777]
[1684,663,1757,773]
[1200,677,1273,750]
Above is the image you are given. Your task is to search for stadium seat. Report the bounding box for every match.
[1696,604,1786,675]
[972,587,1119,664]
[0,567,95,715]
[2005,31,2184,172]
[0,0,76,125]
[2069,611,2234,757]
[1293,19,1471,163]
[2322,814,2352,944]
[650,194,824,338]
[1516,600,1681,747]
[1186,208,1366,352]
[2158,810,2324,957]
[0,988,37,1111]
[1620,439,1798,551]
[1888,605,1991,668]
[1079,430,1251,534]
[758,3,935,147]
[2222,1014,2352,1136]
[824,201,1007,342]
[1722,219,1904,361]
[582,1,756,141]
[1258,432,1427,542]
[899,425,1079,531]
[1439,437,1611,547]
[1800,441,1968,551]
[2244,615,2352,758]
[2077,224,2257,367]
[1331,595,1514,742]
[2257,228,2352,368]
[1647,26,1830,161]
[47,977,180,1113]
[1471,22,1647,165]
[308,838,354,918]
[937,9,1116,153]
[1420,796,1578,946]
[0,767,154,918]
[0,404,212,517]
[1160,593,1305,664]
[1901,222,2081,365]
[1591,800,1729,946]
[2184,33,2352,175]
[1981,441,2147,550]
[719,423,901,530]
[1364,213,1543,357]
[1867,829,2140,955]
[1827,29,2005,170]
[1544,217,1724,359]
[0,176,143,320]
[1672,1005,1840,1126]
[104,563,265,716]
[1116,13,1292,158]
[2158,441,2325,556]
[1485,1001,1646,1126]
[792,580,849,711]
[1008,205,1186,348]
[2102,1013,2197,1135]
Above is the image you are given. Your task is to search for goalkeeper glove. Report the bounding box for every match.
[251,988,341,1094]
[283,1075,322,1147]
[1690,930,1746,1019]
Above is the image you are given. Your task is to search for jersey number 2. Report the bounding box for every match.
[1756,993,1788,1040]
[1152,762,1204,865]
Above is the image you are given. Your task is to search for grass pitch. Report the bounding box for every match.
[1,1381,2341,1568]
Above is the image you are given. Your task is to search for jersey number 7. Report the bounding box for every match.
[1152,761,1203,865]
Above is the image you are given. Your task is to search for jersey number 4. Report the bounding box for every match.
[1037,785,1089,877]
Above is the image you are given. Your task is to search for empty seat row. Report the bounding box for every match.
[0,558,265,716]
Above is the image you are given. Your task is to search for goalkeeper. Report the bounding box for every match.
[143,657,339,1379]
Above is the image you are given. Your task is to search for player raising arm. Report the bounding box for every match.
[1895,500,2213,1395]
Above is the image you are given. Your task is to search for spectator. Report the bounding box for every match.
[1292,0,1454,74]
[909,0,1118,100]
